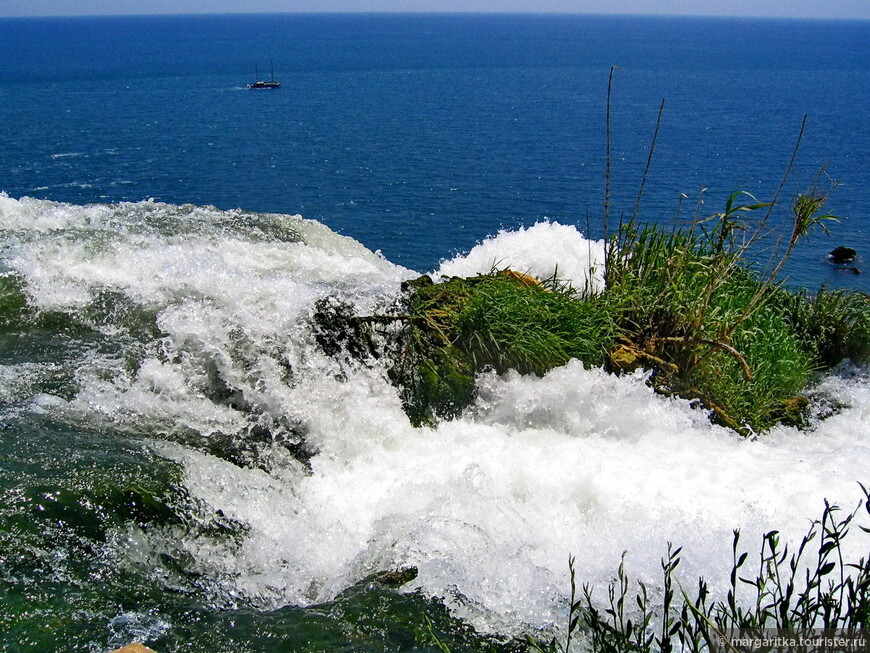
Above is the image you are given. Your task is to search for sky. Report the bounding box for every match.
[0,0,869,19]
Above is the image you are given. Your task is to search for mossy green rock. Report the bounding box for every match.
[390,338,475,426]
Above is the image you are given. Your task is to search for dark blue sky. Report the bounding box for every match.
[1,0,869,19]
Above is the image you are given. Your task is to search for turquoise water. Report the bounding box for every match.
[0,14,869,653]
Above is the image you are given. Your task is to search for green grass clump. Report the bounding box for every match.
[454,276,616,376]
[770,286,870,370]
[599,216,821,433]
[593,185,870,433]
[707,304,814,429]
[384,272,617,426]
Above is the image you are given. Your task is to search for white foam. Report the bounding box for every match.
[435,221,606,292]
[150,360,870,637]
[0,195,410,316]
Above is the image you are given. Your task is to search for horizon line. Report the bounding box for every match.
[2,10,869,21]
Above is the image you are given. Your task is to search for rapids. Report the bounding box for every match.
[1,194,868,645]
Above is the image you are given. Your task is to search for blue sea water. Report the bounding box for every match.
[0,13,868,288]
[1,14,870,653]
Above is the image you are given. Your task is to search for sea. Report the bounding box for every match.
[0,13,868,652]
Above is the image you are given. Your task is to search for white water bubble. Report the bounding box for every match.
[435,220,606,292]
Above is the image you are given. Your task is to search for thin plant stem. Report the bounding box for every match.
[764,114,807,225]
[604,66,616,262]
[631,97,666,225]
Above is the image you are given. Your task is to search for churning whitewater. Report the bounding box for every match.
[1,194,868,638]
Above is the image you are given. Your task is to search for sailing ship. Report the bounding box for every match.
[248,61,281,89]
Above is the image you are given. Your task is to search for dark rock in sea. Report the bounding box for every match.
[829,246,858,264]
[835,266,861,275]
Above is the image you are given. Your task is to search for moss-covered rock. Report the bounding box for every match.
[389,338,476,426]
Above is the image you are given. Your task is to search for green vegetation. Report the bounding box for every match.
[599,193,823,434]
[770,286,870,370]
[382,271,619,426]
[595,186,866,433]
[316,88,867,434]
[323,186,869,434]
